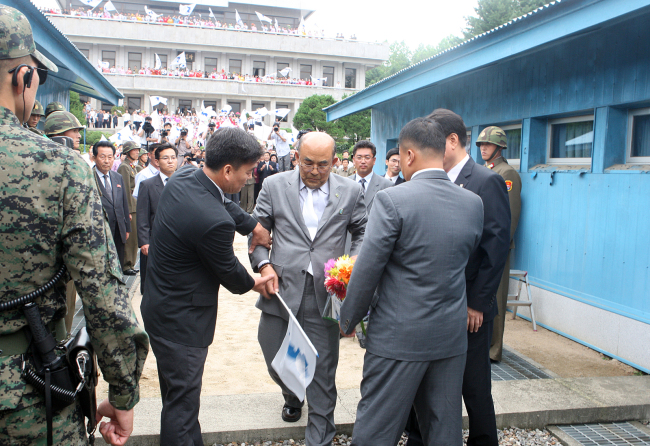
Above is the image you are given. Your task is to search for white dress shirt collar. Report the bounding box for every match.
[385,172,399,183]
[205,174,225,203]
[159,172,169,185]
[95,167,111,187]
[355,170,374,186]
[298,176,330,196]
[446,154,470,184]
[147,163,159,176]
[411,167,445,180]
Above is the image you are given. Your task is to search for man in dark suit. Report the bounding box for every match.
[140,128,273,446]
[341,118,484,446]
[384,147,405,185]
[136,143,177,296]
[257,151,278,184]
[92,140,131,266]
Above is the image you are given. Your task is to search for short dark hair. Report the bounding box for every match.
[145,116,152,122]
[352,140,376,157]
[386,147,399,161]
[205,127,263,171]
[270,154,278,162]
[425,109,468,148]
[398,118,446,158]
[92,140,115,157]
[155,143,177,160]
[148,143,161,154]
[164,122,172,128]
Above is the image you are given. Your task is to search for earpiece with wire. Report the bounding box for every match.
[10,64,34,124]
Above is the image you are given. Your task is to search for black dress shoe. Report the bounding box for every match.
[281,404,302,422]
[123,269,138,276]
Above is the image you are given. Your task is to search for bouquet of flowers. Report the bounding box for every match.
[322,256,366,335]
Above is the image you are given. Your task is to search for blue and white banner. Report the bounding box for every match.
[103,0,117,13]
[279,67,292,77]
[78,0,102,8]
[171,52,186,69]
[144,6,159,19]
[179,3,196,16]
[274,108,290,119]
[255,11,272,24]
[235,9,243,27]
[154,53,162,70]
[149,96,167,107]
[220,104,232,115]
[110,126,137,144]
[209,7,215,18]
[97,59,109,70]
[271,294,318,402]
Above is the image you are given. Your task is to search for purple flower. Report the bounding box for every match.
[324,258,336,275]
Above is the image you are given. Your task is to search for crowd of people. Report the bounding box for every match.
[41,6,361,41]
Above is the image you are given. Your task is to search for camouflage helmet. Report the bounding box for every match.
[45,101,66,117]
[44,111,84,136]
[123,141,141,152]
[31,99,44,116]
[0,5,57,72]
[138,148,148,156]
[476,126,507,149]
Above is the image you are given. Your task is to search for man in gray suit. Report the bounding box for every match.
[340,118,484,446]
[349,140,393,211]
[250,132,367,446]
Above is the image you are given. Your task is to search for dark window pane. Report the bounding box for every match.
[631,114,650,157]
[551,120,593,158]
[127,97,141,111]
[204,101,216,110]
[323,66,334,87]
[505,128,522,160]
[205,57,218,73]
[102,50,115,68]
[300,64,312,81]
[253,61,265,77]
[229,59,242,75]
[228,102,241,114]
[154,54,167,69]
[128,52,141,71]
[178,99,193,114]
[345,68,356,89]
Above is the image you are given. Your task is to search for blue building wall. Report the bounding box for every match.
[368,11,650,329]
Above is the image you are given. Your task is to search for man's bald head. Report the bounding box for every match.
[295,132,336,190]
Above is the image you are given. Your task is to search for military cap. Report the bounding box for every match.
[45,101,66,117]
[31,99,44,116]
[123,141,141,152]
[138,148,148,156]
[476,126,508,149]
[44,110,84,136]
[0,5,57,72]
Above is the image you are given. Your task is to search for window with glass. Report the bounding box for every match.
[203,101,216,110]
[628,108,650,162]
[323,66,334,87]
[102,50,115,68]
[204,57,218,73]
[501,124,522,165]
[178,99,193,113]
[300,64,312,81]
[548,116,594,162]
[100,101,113,111]
[154,54,167,69]
[277,62,290,77]
[228,102,241,114]
[466,131,472,154]
[253,61,266,77]
[79,49,89,59]
[229,59,242,74]
[345,68,357,89]
[127,97,141,112]
[128,52,142,71]
[252,102,265,112]
[79,95,90,103]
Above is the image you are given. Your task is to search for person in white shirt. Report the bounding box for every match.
[267,122,291,171]
[384,147,404,185]
[123,110,131,126]
[350,140,393,213]
[133,143,160,199]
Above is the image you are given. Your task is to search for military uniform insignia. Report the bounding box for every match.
[505,180,512,192]
[488,163,494,169]
[459,184,464,188]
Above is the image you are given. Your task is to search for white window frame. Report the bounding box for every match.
[626,107,650,164]
[501,123,522,170]
[466,130,472,154]
[547,115,594,165]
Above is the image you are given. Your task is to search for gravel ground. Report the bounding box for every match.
[211,428,560,446]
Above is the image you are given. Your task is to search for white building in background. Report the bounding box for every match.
[46,0,389,127]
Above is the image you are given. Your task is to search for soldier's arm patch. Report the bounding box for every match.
[505,180,513,192]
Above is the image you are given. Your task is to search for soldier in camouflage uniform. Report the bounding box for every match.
[477,126,523,362]
[0,6,149,445]
[44,101,65,118]
[45,110,84,151]
[118,141,141,275]
[26,99,44,136]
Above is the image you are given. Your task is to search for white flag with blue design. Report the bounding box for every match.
[103,0,117,13]
[255,11,272,24]
[279,67,291,77]
[154,53,162,70]
[271,294,318,402]
[209,7,215,18]
[235,10,243,27]
[179,3,196,16]
[150,96,167,107]
[97,59,109,70]
[145,6,159,19]
[220,104,232,115]
[78,0,102,8]
[274,108,290,119]
[171,52,186,69]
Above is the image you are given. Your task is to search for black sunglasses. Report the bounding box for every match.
[8,64,48,85]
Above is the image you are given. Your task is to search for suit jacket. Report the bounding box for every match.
[117,159,138,213]
[141,167,258,348]
[257,161,279,183]
[340,170,484,361]
[94,169,130,244]
[350,173,393,212]
[250,170,367,320]
[455,156,511,322]
[136,174,164,247]
[395,175,405,185]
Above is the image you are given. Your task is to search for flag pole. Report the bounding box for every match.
[275,293,319,356]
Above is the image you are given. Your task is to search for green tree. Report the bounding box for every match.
[464,0,550,38]
[338,94,371,144]
[411,35,464,64]
[69,91,87,126]
[365,41,412,87]
[293,94,344,140]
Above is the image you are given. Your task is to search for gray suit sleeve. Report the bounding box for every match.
[348,186,367,256]
[248,179,274,272]
[340,191,399,334]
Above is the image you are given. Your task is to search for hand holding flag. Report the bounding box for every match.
[235,10,244,27]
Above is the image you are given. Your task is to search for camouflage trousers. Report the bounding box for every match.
[0,399,88,445]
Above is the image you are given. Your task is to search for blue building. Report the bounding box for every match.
[1,0,122,109]
[326,0,650,372]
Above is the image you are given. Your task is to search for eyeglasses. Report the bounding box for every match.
[354,155,374,161]
[300,162,330,173]
[8,65,48,85]
[95,155,114,161]
[388,159,400,164]
[159,156,178,161]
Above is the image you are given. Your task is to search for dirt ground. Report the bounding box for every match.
[96,234,638,400]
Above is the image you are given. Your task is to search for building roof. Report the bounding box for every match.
[325,0,650,121]
[4,0,123,104]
